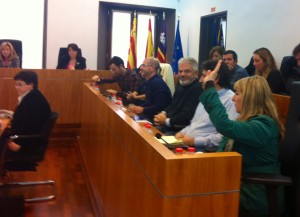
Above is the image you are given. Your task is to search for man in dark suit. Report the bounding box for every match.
[6,70,51,155]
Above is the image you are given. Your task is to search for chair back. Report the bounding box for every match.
[280,56,296,82]
[0,39,23,68]
[159,63,175,96]
[280,81,300,216]
[35,111,59,161]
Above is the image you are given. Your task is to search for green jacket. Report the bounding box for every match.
[200,87,282,216]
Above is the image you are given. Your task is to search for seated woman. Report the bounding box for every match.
[56,43,86,70]
[253,47,286,94]
[209,46,224,61]
[0,41,20,68]
[200,61,284,217]
[1,71,51,171]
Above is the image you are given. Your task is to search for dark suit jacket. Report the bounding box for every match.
[11,88,51,153]
[56,55,86,70]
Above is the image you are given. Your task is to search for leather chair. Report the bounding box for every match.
[57,47,82,64]
[280,56,296,82]
[245,57,255,76]
[159,63,175,96]
[0,112,59,202]
[242,81,300,217]
[0,39,23,68]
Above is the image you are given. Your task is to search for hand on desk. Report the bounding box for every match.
[128,104,144,114]
[8,141,21,152]
[175,132,195,146]
[107,89,117,95]
[154,112,167,126]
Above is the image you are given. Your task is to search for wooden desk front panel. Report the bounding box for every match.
[79,83,242,217]
[0,68,119,126]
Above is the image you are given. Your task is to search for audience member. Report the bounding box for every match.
[253,47,286,94]
[56,43,86,70]
[92,56,142,99]
[1,71,51,169]
[285,43,300,94]
[223,50,249,90]
[0,42,20,68]
[154,57,202,134]
[209,46,224,61]
[175,60,238,152]
[200,61,284,217]
[128,57,172,121]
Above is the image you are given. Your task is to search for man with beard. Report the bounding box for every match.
[92,56,141,99]
[175,60,238,152]
[154,57,202,134]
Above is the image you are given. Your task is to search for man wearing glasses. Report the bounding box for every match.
[128,57,172,121]
[153,57,202,134]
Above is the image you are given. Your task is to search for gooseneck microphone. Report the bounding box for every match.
[155,133,173,149]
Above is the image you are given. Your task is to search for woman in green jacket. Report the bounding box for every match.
[200,60,284,217]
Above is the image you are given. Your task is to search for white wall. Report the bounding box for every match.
[179,0,300,67]
[47,0,179,69]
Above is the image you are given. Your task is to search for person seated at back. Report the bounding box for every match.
[2,70,51,158]
[128,57,172,121]
[200,61,284,217]
[175,60,238,152]
[154,57,202,134]
[209,46,224,61]
[92,56,142,100]
[56,43,86,70]
[0,41,20,68]
[285,43,300,95]
[223,50,249,90]
[253,47,286,94]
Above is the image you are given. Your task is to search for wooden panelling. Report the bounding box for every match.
[78,83,242,217]
[0,68,119,138]
[273,94,290,126]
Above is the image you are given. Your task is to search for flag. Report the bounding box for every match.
[145,18,154,58]
[213,20,219,46]
[156,17,167,63]
[217,23,224,48]
[127,14,137,70]
[172,20,183,74]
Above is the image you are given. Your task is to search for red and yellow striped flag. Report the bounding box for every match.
[127,15,137,69]
[145,18,154,58]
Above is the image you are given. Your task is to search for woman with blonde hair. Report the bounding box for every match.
[0,41,20,68]
[200,60,284,216]
[253,47,285,94]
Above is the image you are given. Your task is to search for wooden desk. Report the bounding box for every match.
[78,83,242,217]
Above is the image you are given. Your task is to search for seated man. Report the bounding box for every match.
[223,50,249,90]
[154,57,202,134]
[1,70,51,171]
[285,43,300,95]
[128,57,172,121]
[175,60,238,152]
[92,56,142,99]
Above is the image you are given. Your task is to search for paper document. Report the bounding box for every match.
[156,136,182,145]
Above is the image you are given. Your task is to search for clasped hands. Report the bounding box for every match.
[153,112,167,126]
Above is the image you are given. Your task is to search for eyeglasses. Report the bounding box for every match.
[140,63,153,68]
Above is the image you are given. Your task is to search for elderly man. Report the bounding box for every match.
[92,56,142,99]
[128,57,172,121]
[175,60,238,152]
[223,50,249,90]
[154,57,202,134]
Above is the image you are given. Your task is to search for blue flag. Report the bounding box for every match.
[172,20,183,74]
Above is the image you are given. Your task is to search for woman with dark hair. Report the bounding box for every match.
[56,43,86,70]
[253,47,285,94]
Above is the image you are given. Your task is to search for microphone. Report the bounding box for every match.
[155,133,171,147]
